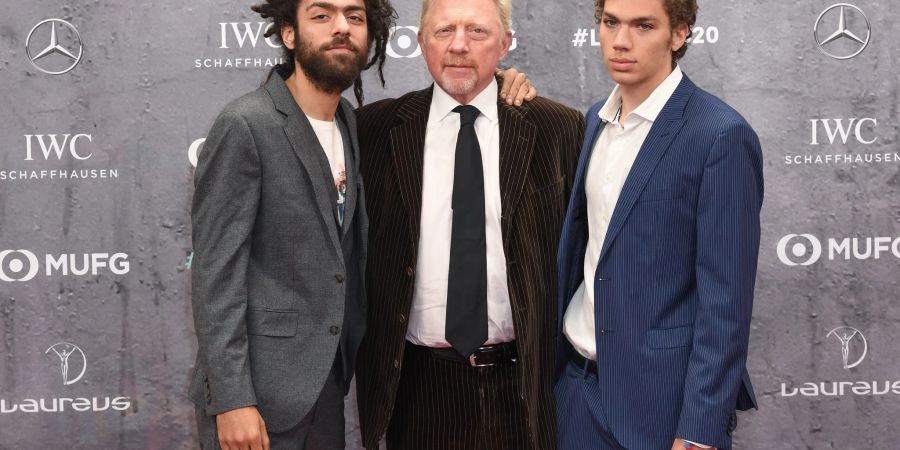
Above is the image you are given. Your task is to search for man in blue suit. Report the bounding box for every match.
[555,0,761,449]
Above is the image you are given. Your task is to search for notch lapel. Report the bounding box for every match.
[265,76,343,259]
[597,78,695,263]
[497,101,537,244]
[389,88,432,247]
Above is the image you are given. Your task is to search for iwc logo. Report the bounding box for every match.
[45,342,87,385]
[813,4,871,60]
[25,19,84,75]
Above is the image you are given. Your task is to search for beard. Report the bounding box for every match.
[295,35,368,94]
[438,56,479,95]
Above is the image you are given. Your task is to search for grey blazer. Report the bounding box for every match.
[189,70,367,433]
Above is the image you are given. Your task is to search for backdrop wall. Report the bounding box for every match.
[1,0,897,448]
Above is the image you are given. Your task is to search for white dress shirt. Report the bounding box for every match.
[406,79,516,347]
[563,66,684,360]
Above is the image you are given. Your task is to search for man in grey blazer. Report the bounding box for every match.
[189,0,395,448]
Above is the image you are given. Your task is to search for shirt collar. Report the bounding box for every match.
[598,65,684,124]
[429,78,499,125]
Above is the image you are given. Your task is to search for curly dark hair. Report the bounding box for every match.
[252,0,397,104]
[593,0,698,65]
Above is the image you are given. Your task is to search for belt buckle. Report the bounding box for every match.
[468,351,491,367]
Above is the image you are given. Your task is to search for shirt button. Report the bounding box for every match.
[399,313,407,324]
[329,326,341,335]
[405,266,415,277]
[334,273,345,283]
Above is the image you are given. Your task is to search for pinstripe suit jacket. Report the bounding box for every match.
[355,84,584,450]
[556,75,762,450]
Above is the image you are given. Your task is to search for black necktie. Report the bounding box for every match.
[446,104,488,357]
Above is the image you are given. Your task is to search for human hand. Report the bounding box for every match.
[496,67,537,106]
[216,406,270,450]
[672,438,716,450]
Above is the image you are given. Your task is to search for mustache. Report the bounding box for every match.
[321,36,360,53]
[442,56,477,67]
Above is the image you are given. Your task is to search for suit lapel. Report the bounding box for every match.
[389,88,432,246]
[497,101,537,244]
[265,75,343,257]
[597,77,695,263]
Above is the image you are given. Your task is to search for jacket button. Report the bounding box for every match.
[393,359,401,369]
[399,313,407,324]
[329,326,341,335]
[335,273,345,283]
[405,266,415,277]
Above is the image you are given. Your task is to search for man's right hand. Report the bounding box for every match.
[216,406,270,450]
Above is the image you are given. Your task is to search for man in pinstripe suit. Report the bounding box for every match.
[556,0,762,449]
[355,0,584,449]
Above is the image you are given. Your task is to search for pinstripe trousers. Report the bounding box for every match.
[384,342,529,450]
[554,360,627,450]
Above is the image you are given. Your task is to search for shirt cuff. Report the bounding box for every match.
[685,440,713,449]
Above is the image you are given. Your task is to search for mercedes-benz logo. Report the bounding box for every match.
[25,19,84,75]
[814,4,871,60]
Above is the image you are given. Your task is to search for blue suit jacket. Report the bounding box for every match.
[556,75,761,450]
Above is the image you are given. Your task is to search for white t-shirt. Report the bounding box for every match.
[308,117,347,225]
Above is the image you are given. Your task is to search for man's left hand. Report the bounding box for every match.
[673,438,716,450]
[495,68,536,106]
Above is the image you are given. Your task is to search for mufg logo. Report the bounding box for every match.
[0,250,130,282]
[386,25,518,59]
[776,234,900,266]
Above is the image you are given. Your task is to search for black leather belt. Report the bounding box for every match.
[409,341,518,367]
[567,340,597,375]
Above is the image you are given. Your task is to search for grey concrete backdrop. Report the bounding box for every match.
[1,0,898,448]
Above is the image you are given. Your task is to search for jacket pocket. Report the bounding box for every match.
[645,325,693,349]
[637,182,686,203]
[529,176,564,195]
[246,308,300,337]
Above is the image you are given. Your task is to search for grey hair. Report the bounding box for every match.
[419,0,512,34]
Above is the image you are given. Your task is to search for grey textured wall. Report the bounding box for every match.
[1,0,897,448]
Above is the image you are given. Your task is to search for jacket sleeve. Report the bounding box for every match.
[675,119,763,448]
[191,110,261,416]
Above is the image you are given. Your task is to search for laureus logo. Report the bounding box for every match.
[827,326,867,370]
[45,342,87,386]
[25,19,84,75]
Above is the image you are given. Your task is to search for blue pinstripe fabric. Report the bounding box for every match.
[555,75,762,450]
